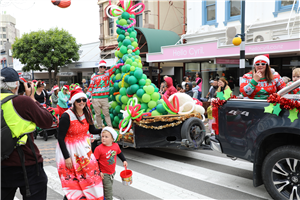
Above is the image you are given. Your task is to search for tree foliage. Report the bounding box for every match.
[12,28,80,87]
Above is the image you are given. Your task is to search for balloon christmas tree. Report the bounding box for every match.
[106,0,169,131]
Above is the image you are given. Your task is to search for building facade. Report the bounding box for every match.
[0,14,20,68]
[147,0,300,96]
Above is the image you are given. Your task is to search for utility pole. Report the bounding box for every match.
[239,0,246,84]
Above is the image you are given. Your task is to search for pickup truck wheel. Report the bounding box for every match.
[262,145,300,200]
[181,117,205,147]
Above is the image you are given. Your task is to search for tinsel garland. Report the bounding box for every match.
[267,94,300,110]
[135,120,184,130]
[134,113,201,125]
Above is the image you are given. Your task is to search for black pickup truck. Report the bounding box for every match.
[210,80,300,200]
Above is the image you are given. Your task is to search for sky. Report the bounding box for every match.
[0,0,100,45]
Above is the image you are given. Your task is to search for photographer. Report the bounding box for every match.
[1,67,53,200]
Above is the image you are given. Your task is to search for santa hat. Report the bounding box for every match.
[41,81,46,87]
[70,88,87,104]
[53,85,59,91]
[62,85,69,90]
[101,127,119,142]
[254,54,270,65]
[98,60,107,67]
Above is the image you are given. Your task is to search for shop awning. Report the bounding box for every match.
[135,27,180,53]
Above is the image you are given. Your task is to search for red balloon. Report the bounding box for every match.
[52,0,71,8]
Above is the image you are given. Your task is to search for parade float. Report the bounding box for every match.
[101,0,207,150]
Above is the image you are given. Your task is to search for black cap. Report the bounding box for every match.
[1,67,19,82]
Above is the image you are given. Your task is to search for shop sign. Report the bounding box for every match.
[147,39,300,62]
[215,58,239,65]
[75,63,82,67]
[57,72,75,77]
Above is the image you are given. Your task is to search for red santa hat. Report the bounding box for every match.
[41,81,46,87]
[62,85,69,90]
[98,60,107,67]
[53,85,59,91]
[254,54,270,65]
[70,88,87,104]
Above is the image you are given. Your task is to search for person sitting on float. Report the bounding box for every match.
[287,67,300,94]
[240,54,286,99]
[215,77,231,94]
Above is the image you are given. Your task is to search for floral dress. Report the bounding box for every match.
[56,109,103,200]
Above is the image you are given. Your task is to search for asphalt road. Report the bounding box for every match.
[14,134,272,200]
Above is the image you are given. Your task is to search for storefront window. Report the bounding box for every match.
[281,56,300,78]
[59,76,74,88]
[185,63,200,82]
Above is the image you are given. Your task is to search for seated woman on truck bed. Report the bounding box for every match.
[240,54,286,99]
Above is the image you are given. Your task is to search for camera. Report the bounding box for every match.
[18,79,31,94]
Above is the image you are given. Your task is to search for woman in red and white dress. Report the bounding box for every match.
[56,89,103,200]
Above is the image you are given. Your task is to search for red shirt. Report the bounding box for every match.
[94,143,121,174]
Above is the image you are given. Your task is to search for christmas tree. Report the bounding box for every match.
[106,0,169,131]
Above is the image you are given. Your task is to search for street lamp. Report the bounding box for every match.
[232,0,245,85]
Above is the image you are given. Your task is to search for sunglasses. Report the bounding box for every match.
[75,98,87,103]
[255,63,267,66]
[99,66,106,69]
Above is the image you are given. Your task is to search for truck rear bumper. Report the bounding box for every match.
[210,136,223,153]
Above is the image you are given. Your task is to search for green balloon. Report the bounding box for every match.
[120,46,127,54]
[154,87,159,92]
[111,101,118,109]
[118,41,122,47]
[126,87,133,95]
[146,85,155,94]
[118,81,122,89]
[130,32,137,38]
[116,95,121,103]
[121,95,129,104]
[151,110,161,116]
[114,116,120,123]
[117,51,123,58]
[123,39,131,46]
[151,92,160,101]
[128,49,133,54]
[118,113,123,119]
[117,28,122,35]
[146,108,151,112]
[109,87,114,95]
[117,34,125,42]
[130,66,135,71]
[115,73,121,80]
[110,113,114,120]
[122,104,126,110]
[132,41,138,48]
[142,94,151,103]
[125,59,132,65]
[119,87,127,96]
[136,89,145,98]
[137,63,143,68]
[134,69,143,79]
[122,12,130,20]
[125,32,129,36]
[141,103,148,111]
[113,82,119,91]
[130,84,139,93]
[115,105,121,113]
[122,55,128,62]
[139,79,146,86]
[131,62,137,67]
[119,19,127,26]
[128,76,137,85]
[134,50,140,55]
[156,104,166,113]
[126,64,131,72]
[124,82,130,88]
[124,75,130,83]
[112,121,118,128]
[148,101,157,109]
[145,79,151,86]
[142,74,147,80]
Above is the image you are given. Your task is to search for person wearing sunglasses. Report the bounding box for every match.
[86,60,119,128]
[56,88,104,200]
[240,54,286,99]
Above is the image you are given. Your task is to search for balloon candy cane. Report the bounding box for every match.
[106,0,145,19]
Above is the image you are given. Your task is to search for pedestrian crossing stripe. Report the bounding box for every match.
[159,149,253,171]
[123,150,271,199]
[44,165,214,200]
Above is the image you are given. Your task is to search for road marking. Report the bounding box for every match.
[44,165,215,200]
[115,165,215,200]
[125,150,271,199]
[158,149,253,171]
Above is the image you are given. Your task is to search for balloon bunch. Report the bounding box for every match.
[119,97,150,134]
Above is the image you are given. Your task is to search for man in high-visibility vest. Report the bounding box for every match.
[1,67,53,200]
